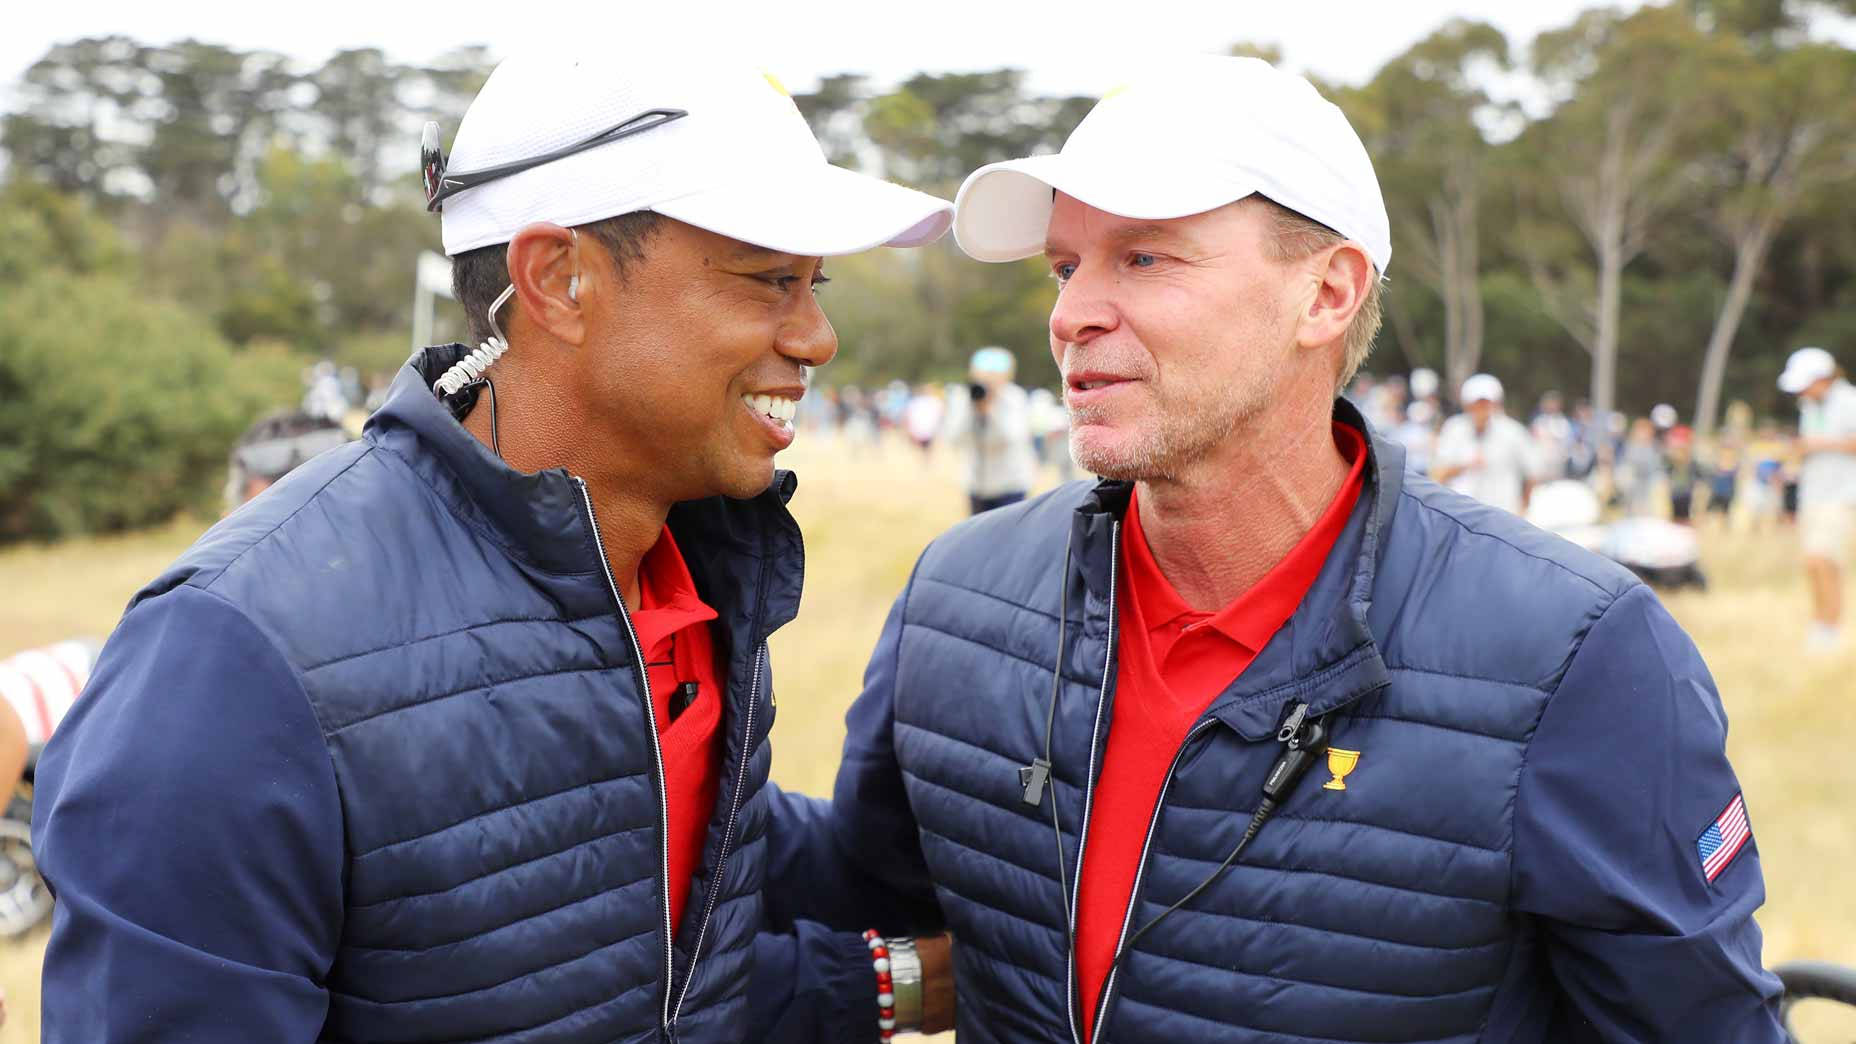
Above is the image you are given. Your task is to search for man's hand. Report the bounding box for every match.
[916,934,955,1033]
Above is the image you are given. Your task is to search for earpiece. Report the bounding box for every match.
[567,228,580,301]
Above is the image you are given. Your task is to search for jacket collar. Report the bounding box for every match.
[365,346,803,640]
[1067,396,1402,740]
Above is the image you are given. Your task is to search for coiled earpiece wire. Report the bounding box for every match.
[433,283,516,457]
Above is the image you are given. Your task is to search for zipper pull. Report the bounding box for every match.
[1275,701,1309,743]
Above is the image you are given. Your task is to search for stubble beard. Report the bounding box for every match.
[1069,370,1280,483]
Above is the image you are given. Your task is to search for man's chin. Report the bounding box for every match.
[716,459,778,501]
[1071,429,1154,482]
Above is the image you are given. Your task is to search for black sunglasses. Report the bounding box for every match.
[421,108,689,213]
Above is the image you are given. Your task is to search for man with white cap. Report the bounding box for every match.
[1432,372,1538,515]
[944,346,1039,515]
[34,50,953,1043]
[820,56,1784,1043]
[1779,346,1856,650]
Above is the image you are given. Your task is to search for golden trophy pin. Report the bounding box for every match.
[1323,748,1361,791]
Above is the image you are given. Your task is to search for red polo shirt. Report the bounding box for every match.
[631,526,724,937]
[1075,423,1367,1040]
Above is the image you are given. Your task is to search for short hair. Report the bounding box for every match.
[1251,196,1384,391]
[449,211,665,345]
[224,409,348,512]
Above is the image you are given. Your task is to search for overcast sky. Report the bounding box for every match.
[7,0,1659,105]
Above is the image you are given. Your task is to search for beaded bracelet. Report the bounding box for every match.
[864,930,924,1038]
[863,929,898,1040]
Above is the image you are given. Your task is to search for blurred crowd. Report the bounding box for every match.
[798,350,1077,516]
[1350,349,1856,652]
[1349,364,1835,537]
[797,346,1856,652]
[807,360,1825,535]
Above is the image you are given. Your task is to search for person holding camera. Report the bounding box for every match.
[946,346,1039,514]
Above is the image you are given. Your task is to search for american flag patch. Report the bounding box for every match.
[1697,793,1752,883]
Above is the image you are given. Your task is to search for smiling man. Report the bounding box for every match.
[817,56,1786,1043]
[34,51,951,1043]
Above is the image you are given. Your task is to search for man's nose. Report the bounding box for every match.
[1049,267,1118,348]
[779,293,838,369]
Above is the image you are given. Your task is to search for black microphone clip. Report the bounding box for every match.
[1019,758,1051,807]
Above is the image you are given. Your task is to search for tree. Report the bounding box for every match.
[0,178,133,283]
[1690,41,1856,435]
[309,48,407,199]
[0,272,298,540]
[1344,20,1510,395]
[792,74,870,169]
[136,40,297,218]
[863,70,1090,194]
[1521,6,1713,419]
[1227,42,1286,65]
[1,36,152,198]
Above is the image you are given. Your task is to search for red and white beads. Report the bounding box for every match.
[864,929,898,1040]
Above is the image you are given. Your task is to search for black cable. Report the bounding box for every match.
[440,375,502,460]
[1111,711,1329,978]
[481,377,501,459]
[1045,539,1073,888]
[1117,798,1275,961]
[1020,539,1074,900]
[1022,522,1335,1025]
[1018,536,1079,1029]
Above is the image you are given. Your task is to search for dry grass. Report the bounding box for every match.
[0,435,1851,1040]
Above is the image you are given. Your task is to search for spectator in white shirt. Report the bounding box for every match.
[944,347,1038,514]
[1432,373,1537,515]
[1779,347,1856,651]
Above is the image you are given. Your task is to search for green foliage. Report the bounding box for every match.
[860,71,1091,194]
[3,20,1856,550]
[0,274,299,540]
[0,179,133,283]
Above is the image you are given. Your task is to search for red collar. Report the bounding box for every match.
[632,526,719,661]
[1122,422,1368,652]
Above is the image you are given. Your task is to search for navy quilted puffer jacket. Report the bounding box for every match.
[35,346,877,1043]
[826,401,1787,1043]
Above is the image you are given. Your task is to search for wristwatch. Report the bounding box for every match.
[884,936,923,1032]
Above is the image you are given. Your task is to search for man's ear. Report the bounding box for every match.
[1294,241,1373,353]
[506,223,585,346]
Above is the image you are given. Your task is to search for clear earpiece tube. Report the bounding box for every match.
[434,284,517,397]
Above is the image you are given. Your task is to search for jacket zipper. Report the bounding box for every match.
[574,478,677,1034]
[667,642,767,1027]
[1087,717,1220,1044]
[1066,521,1121,1044]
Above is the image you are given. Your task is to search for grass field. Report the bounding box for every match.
[1,432,1852,1040]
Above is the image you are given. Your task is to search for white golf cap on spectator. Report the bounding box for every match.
[438,51,952,258]
[1461,373,1504,405]
[952,55,1390,273]
[1777,346,1837,394]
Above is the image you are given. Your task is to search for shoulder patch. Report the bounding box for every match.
[1697,792,1752,883]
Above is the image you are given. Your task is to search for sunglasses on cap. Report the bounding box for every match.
[421,108,688,213]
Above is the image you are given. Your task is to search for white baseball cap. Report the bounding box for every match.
[436,51,952,258]
[1460,373,1504,405]
[1777,346,1837,394]
[952,55,1390,273]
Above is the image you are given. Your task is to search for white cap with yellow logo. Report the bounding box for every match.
[436,51,952,258]
[952,55,1390,274]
